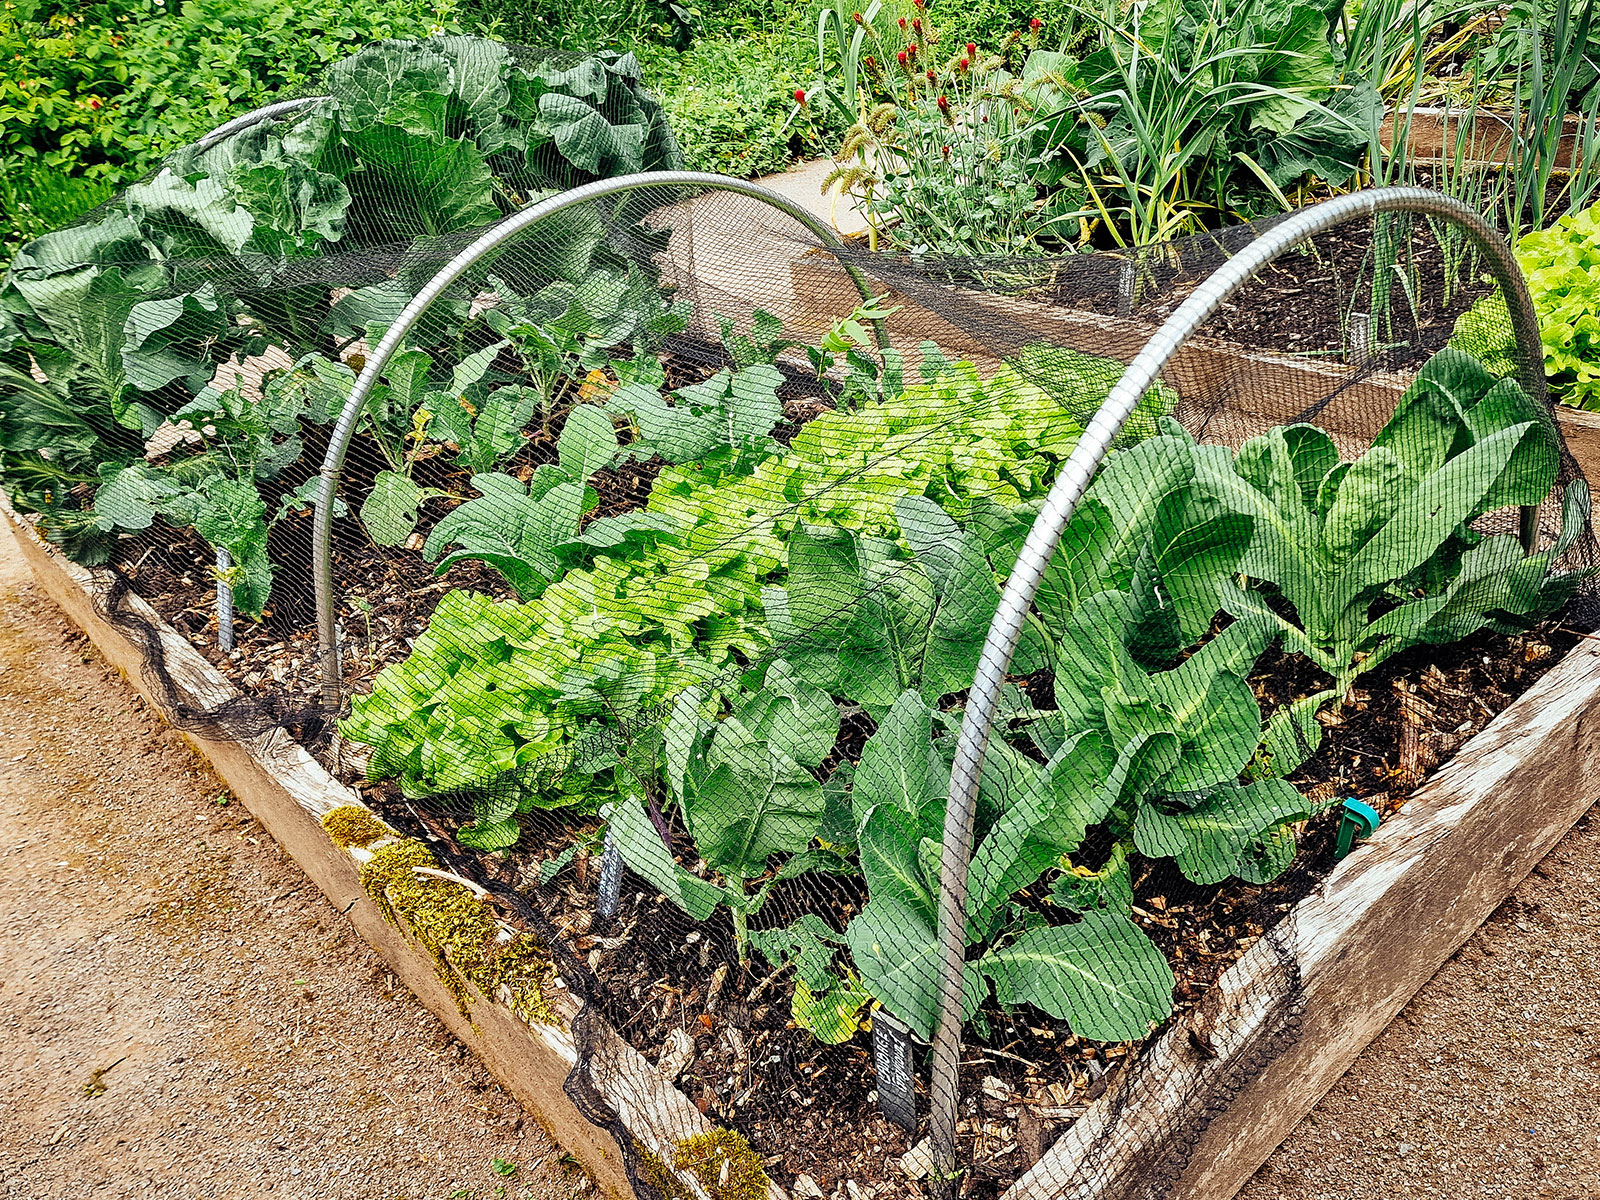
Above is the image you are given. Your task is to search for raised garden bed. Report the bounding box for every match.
[15,181,1600,1200]
[12,297,1600,1199]
[0,495,779,1200]
[14,481,1600,1200]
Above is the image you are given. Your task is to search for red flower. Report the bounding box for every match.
[912,17,922,31]
[898,16,907,28]
[942,145,950,158]
[908,42,918,54]
[88,96,101,109]
[794,88,807,104]
[897,49,908,64]
[926,69,935,81]
[937,95,950,111]
[853,11,863,22]
[1030,17,1042,29]
[959,56,970,70]
[966,42,976,55]
[864,55,876,66]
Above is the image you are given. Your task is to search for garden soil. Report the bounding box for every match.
[0,523,576,1200]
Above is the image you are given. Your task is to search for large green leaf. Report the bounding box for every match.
[326,40,453,135]
[535,92,647,176]
[121,285,234,396]
[845,895,984,1041]
[852,690,944,829]
[965,730,1114,934]
[1134,778,1309,884]
[607,798,721,922]
[858,804,938,925]
[1339,422,1532,602]
[340,123,499,237]
[685,758,826,882]
[981,910,1174,1042]
[557,403,620,483]
[362,470,431,547]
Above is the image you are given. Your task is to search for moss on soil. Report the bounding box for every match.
[357,839,560,1028]
[320,804,394,850]
[637,1129,769,1200]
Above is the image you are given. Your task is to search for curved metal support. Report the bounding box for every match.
[924,186,1548,1193]
[192,96,329,152]
[312,169,884,711]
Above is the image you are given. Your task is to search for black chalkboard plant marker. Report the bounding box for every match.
[873,1008,919,1132]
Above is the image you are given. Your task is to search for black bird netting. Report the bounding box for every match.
[3,35,1596,1200]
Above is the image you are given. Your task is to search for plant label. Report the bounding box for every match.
[873,1010,918,1132]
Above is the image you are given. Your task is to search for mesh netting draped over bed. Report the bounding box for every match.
[3,36,1594,1200]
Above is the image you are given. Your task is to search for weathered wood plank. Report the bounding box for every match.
[1002,634,1600,1200]
[2,503,782,1200]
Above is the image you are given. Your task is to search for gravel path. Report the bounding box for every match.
[4,509,1599,1200]
[1244,806,1600,1200]
[0,524,577,1200]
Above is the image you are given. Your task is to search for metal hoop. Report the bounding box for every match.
[192,96,329,152]
[923,186,1548,1192]
[311,170,884,710]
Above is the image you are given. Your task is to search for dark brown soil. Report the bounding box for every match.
[1041,213,1498,377]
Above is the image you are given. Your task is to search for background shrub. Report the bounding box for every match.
[0,0,460,247]
[636,35,822,177]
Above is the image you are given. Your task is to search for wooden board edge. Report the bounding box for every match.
[1001,634,1600,1200]
[1,504,789,1200]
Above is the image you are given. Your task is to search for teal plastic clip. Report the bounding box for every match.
[1334,797,1381,860]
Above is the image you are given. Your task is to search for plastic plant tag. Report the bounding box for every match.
[872,1009,918,1132]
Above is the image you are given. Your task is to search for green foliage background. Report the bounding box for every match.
[0,0,827,250]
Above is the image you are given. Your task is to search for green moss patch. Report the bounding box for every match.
[638,1129,769,1200]
[320,804,394,850]
[358,839,559,1028]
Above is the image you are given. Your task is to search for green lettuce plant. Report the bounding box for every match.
[343,358,1102,801]
[1453,202,1600,410]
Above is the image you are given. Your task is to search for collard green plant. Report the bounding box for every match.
[610,362,786,468]
[618,660,852,963]
[425,403,677,599]
[762,495,1034,718]
[1200,349,1576,773]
